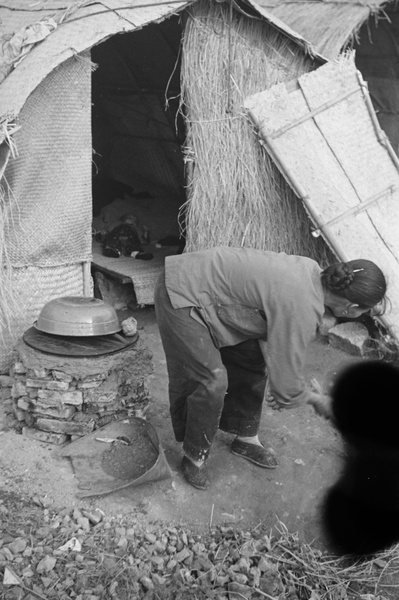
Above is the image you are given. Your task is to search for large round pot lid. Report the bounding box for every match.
[35,296,121,337]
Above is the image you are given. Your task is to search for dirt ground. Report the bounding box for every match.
[0,307,359,549]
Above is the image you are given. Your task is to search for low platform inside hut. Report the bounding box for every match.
[91,240,180,306]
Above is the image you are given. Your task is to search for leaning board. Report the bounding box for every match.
[245,54,399,342]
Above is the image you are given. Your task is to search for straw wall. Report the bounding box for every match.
[180,0,335,265]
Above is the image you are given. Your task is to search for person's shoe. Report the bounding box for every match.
[181,456,210,490]
[231,439,278,468]
[135,251,153,260]
[103,246,120,258]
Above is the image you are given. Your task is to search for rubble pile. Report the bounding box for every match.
[1,494,395,600]
[1,338,153,445]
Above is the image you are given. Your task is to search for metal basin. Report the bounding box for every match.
[35,296,121,336]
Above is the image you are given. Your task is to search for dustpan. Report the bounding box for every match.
[60,417,172,498]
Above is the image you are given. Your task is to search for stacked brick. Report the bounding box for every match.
[1,337,153,444]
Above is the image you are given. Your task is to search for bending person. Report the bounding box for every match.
[154,246,387,490]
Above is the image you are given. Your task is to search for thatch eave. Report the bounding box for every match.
[256,0,390,59]
[0,0,323,130]
[245,0,326,61]
[0,0,190,127]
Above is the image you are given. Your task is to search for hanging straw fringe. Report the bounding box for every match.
[0,181,24,349]
[0,120,20,158]
[73,52,98,72]
[180,0,335,265]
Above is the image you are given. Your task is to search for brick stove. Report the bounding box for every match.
[3,329,153,445]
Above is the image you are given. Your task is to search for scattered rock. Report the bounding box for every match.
[328,322,369,356]
[6,538,27,555]
[36,555,57,574]
[139,575,154,590]
[228,581,252,598]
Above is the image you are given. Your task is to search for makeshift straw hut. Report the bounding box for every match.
[259,0,399,155]
[0,0,336,372]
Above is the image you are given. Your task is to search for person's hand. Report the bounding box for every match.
[307,378,334,420]
[307,391,333,420]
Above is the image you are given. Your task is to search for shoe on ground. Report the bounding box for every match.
[181,456,210,490]
[231,438,278,468]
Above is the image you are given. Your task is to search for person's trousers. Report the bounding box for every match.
[154,270,267,463]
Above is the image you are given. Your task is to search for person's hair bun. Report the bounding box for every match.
[321,258,386,309]
[325,264,354,291]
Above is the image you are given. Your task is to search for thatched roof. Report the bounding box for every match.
[0,0,323,128]
[255,0,390,59]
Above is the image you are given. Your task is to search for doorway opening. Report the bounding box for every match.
[90,16,187,305]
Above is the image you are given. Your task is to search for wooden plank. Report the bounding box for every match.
[312,185,398,236]
[268,85,360,140]
[92,263,132,285]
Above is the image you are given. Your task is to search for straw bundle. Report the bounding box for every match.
[0,124,23,352]
[0,186,22,344]
[180,0,335,265]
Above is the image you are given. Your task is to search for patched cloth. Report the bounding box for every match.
[164,246,325,407]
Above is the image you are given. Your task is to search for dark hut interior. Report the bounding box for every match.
[91,15,186,246]
[354,6,399,156]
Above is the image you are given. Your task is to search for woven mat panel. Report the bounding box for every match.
[3,54,92,267]
[0,263,86,373]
